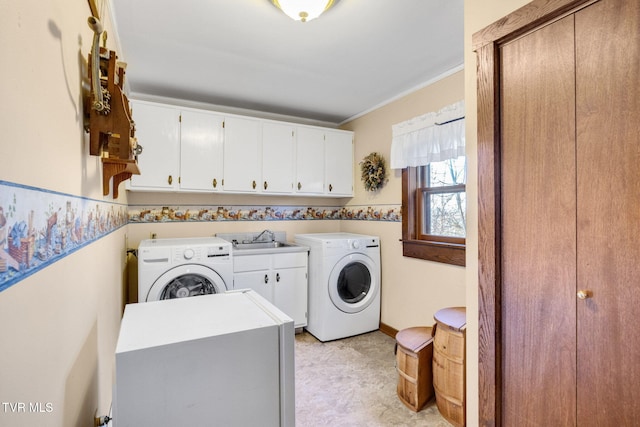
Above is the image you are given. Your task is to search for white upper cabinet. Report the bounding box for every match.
[179,110,224,192]
[324,130,354,196]
[295,127,325,195]
[262,122,295,194]
[223,116,261,193]
[128,100,180,190]
[127,99,353,197]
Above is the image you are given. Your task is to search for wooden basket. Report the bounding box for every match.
[396,326,434,412]
[433,307,467,427]
[433,342,465,424]
[434,390,465,427]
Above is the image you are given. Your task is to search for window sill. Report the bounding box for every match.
[401,239,466,266]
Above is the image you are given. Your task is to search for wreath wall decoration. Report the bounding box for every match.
[360,152,388,192]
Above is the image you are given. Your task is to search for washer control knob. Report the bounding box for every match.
[183,248,195,260]
[351,240,360,249]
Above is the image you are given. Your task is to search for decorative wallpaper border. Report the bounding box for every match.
[127,204,402,223]
[0,178,400,293]
[0,181,127,293]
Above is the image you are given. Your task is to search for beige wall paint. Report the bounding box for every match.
[341,70,467,331]
[464,1,531,425]
[0,1,126,426]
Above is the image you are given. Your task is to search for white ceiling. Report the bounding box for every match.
[110,0,463,125]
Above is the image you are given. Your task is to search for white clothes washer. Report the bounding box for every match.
[137,237,233,302]
[294,233,381,342]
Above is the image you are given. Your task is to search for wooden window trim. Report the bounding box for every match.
[417,185,466,244]
[402,167,466,266]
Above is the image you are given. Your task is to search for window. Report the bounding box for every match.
[392,100,466,266]
[402,156,466,266]
[417,156,466,241]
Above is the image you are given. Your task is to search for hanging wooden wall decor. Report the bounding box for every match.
[84,6,140,198]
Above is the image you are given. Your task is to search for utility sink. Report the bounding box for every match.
[216,232,309,256]
[233,241,294,250]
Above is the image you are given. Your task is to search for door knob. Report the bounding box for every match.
[577,290,592,300]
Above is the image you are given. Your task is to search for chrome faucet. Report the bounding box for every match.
[253,229,275,242]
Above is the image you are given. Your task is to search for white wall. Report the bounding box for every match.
[0,1,126,426]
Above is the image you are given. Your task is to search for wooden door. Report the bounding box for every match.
[575,0,640,424]
[500,15,577,426]
[475,0,640,425]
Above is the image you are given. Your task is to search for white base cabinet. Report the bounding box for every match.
[233,252,308,328]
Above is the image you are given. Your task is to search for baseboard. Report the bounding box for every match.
[379,322,398,339]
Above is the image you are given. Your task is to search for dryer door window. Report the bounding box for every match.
[146,264,227,302]
[337,262,371,304]
[328,253,379,313]
[160,273,218,299]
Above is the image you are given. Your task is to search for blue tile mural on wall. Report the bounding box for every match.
[0,181,127,293]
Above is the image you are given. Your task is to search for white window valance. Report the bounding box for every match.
[390,100,465,169]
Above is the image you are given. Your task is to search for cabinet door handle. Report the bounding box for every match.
[212,178,217,188]
[297,182,302,191]
[276,273,280,282]
[252,180,257,189]
[264,274,269,284]
[264,181,268,190]
[168,175,173,185]
[329,184,333,192]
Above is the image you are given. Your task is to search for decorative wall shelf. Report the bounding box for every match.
[102,158,140,198]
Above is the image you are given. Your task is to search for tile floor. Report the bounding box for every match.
[295,330,451,426]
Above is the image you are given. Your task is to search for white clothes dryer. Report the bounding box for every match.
[137,237,233,302]
[294,233,381,342]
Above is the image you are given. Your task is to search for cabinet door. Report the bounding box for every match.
[273,267,307,328]
[180,110,224,191]
[262,122,294,194]
[324,130,353,196]
[295,127,325,194]
[223,116,261,192]
[234,270,272,302]
[128,101,180,190]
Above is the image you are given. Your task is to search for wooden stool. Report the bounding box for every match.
[433,307,467,426]
[395,326,434,412]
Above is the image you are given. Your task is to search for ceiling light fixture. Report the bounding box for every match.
[271,0,338,23]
